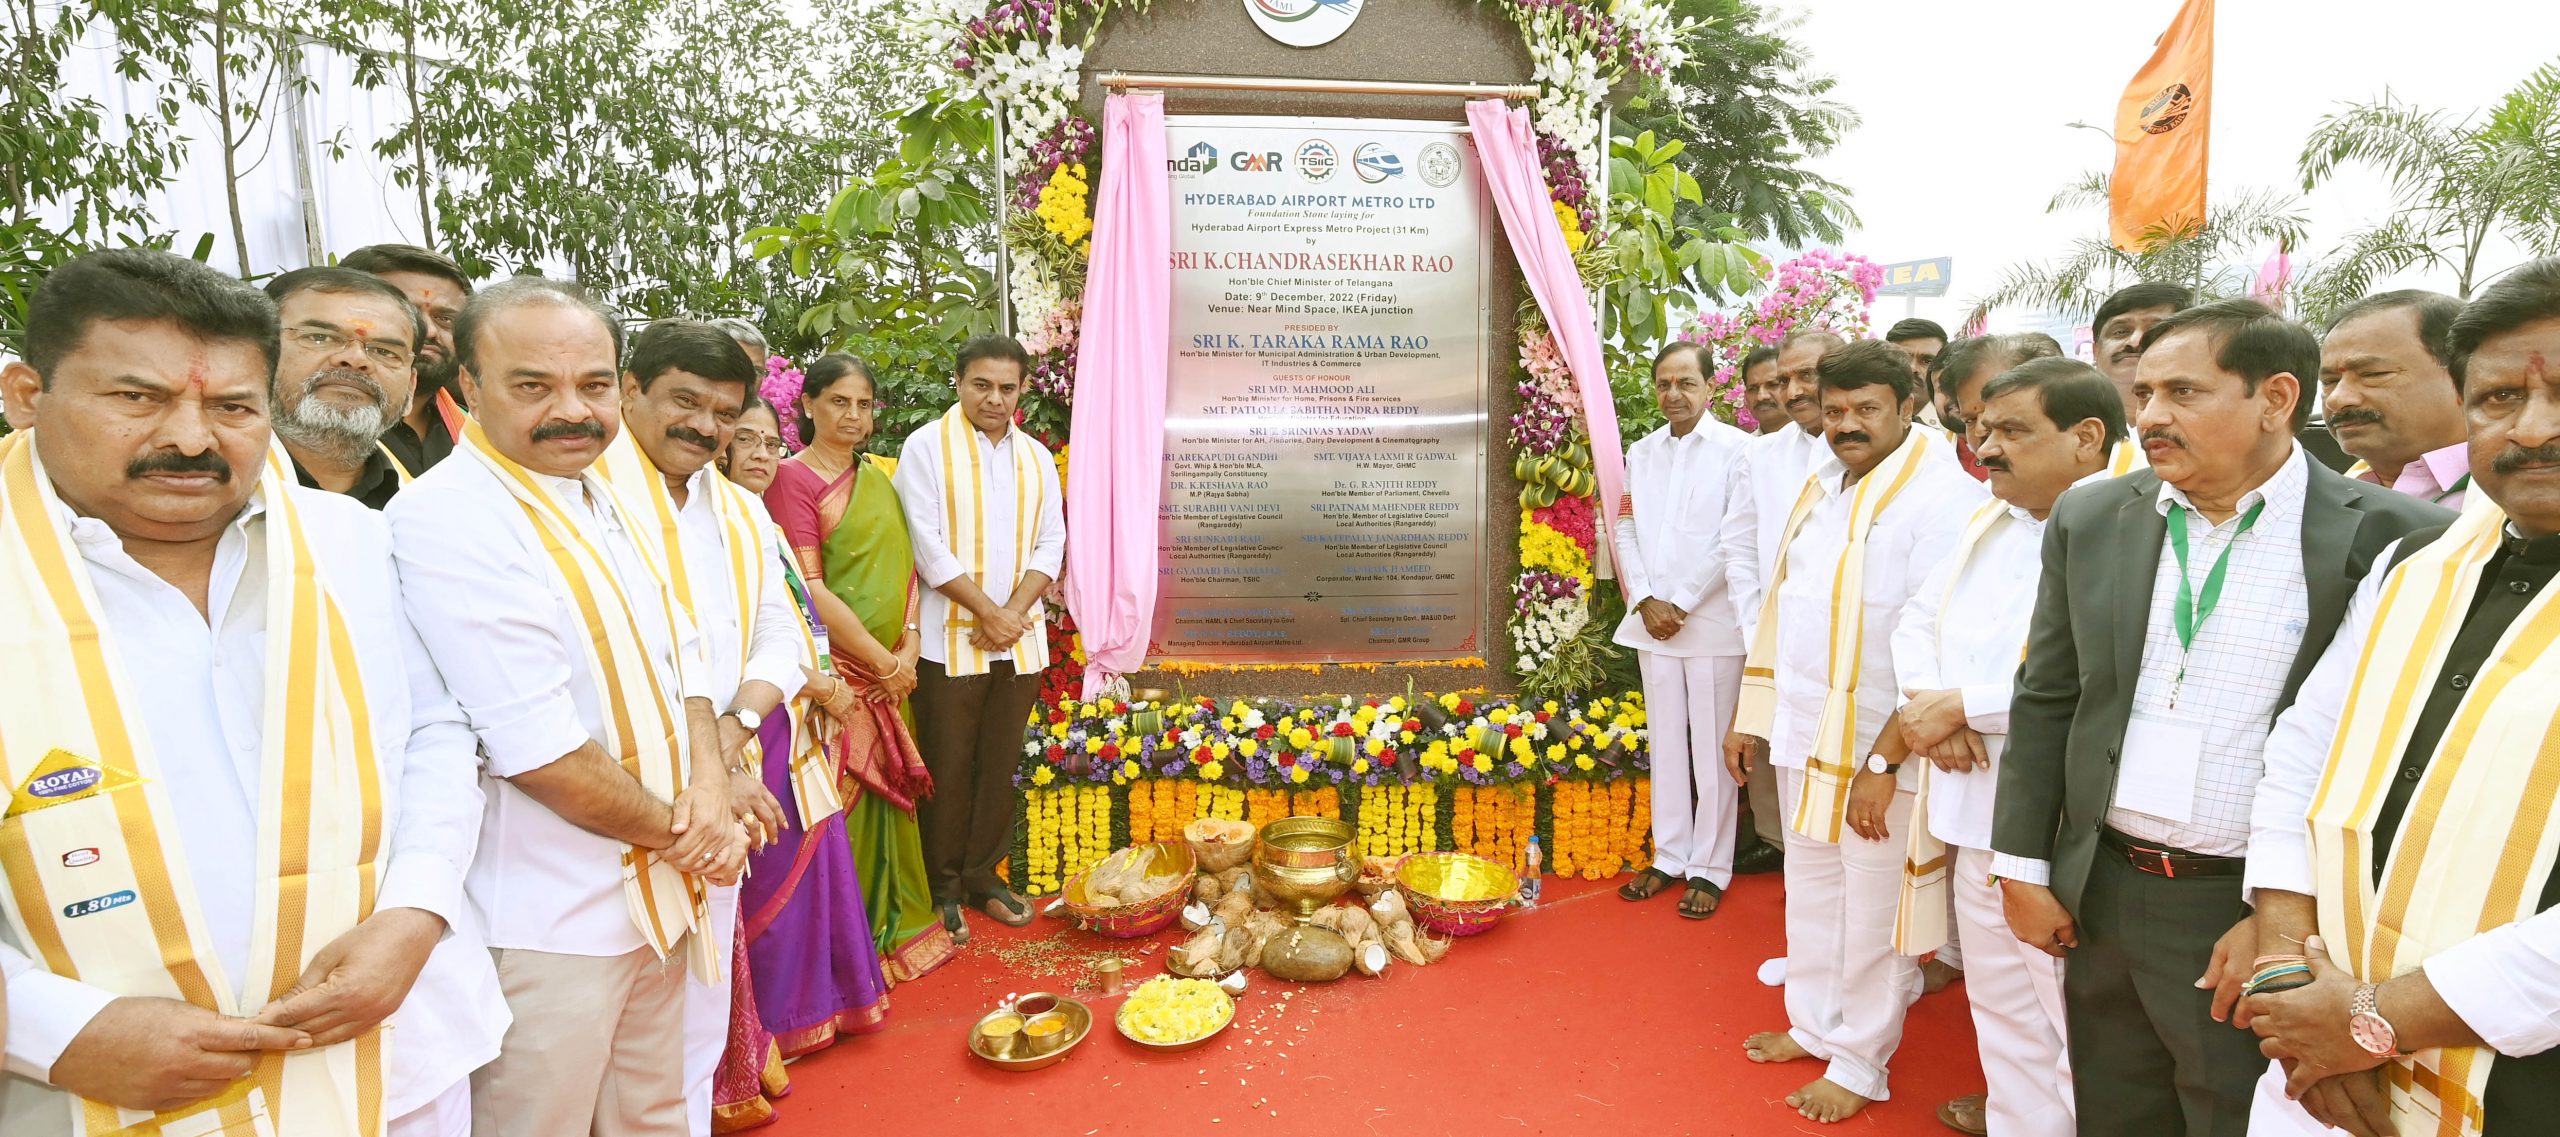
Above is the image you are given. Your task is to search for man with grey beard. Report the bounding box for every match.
[263,266,426,508]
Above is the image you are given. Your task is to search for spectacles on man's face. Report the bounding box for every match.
[287,324,415,370]
[731,428,786,459]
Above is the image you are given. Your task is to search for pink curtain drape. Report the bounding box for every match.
[1466,100,1627,566]
[1063,92,1172,692]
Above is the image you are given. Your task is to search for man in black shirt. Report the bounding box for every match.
[2243,256,2560,1137]
[343,244,473,475]
[262,267,424,509]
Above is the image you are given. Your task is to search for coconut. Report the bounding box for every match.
[1259,925,1353,982]
[1185,818,1258,873]
[1353,940,1391,977]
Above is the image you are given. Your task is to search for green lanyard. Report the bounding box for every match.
[2165,498,2268,699]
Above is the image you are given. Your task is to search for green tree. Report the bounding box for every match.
[1614,0,1858,248]
[2290,60,2560,322]
[1970,172,2308,322]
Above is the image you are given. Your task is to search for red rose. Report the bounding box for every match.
[1258,724,1276,740]
[1505,723,1523,738]
[1404,718,1421,732]
[1277,752,1297,767]
[1193,745,1210,762]
[1048,711,1068,725]
[1332,722,1354,737]
[1535,710,1553,723]
[1099,743,1121,760]
[1456,699,1475,715]
[1045,744,1065,764]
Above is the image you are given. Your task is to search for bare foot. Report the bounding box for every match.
[1786,1077,1873,1123]
[1922,958,1962,994]
[1743,1030,1810,1063]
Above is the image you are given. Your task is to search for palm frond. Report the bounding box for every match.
[2298,95,2463,196]
[2048,170,2112,214]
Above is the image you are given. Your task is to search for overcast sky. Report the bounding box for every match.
[1776,0,2560,337]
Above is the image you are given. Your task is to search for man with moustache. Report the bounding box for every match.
[1878,359,2126,1137]
[343,244,472,476]
[1741,345,1785,435]
[2241,258,2560,1137]
[1720,327,1845,875]
[0,248,505,1137]
[1729,340,1985,1124]
[1612,341,1753,920]
[1991,299,2448,1137]
[591,320,801,1136]
[1885,318,1950,385]
[389,279,746,1137]
[2321,290,2470,509]
[263,267,426,505]
[2090,282,2193,419]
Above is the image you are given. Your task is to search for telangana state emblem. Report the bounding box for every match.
[1418,142,1461,188]
[2139,83,2195,135]
[1241,0,1362,48]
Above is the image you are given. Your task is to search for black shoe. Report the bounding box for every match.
[1733,841,1785,876]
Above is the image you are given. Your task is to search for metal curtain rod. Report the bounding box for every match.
[1100,72,1537,100]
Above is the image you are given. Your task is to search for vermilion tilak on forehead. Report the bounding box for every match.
[186,353,208,391]
[349,318,375,338]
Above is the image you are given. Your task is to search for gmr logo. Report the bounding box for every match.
[1230,151,1284,173]
[1167,141,1218,176]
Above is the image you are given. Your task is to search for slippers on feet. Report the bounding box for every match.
[939,901,971,945]
[977,890,1034,927]
[1617,867,1678,901]
[1678,877,1721,920]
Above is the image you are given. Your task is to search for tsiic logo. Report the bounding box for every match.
[1229,150,1285,173]
[1295,140,1337,182]
[1419,142,1461,188]
[2139,83,2195,135]
[1167,141,1219,177]
[1242,0,1363,48]
[1352,142,1403,183]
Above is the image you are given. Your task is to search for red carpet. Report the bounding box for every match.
[762,873,1983,1136]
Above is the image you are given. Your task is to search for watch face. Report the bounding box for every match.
[2349,1012,2397,1056]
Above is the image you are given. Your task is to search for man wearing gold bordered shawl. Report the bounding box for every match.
[594,320,804,1137]
[1725,339,1986,1125]
[2241,259,2560,1137]
[0,249,506,1137]
[891,334,1064,942]
[387,279,747,1137]
[1874,358,2127,1137]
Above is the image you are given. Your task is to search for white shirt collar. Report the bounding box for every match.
[1998,465,2118,525]
[59,482,267,560]
[2155,443,2309,525]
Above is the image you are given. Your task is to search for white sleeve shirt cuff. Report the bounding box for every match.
[376,851,469,933]
[472,696,593,779]
[2424,921,2560,1058]
[1959,683,2012,736]
[3,964,121,1081]
[2240,830,2315,903]
[1987,853,2052,887]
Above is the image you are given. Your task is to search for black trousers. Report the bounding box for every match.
[911,659,1043,903]
[2065,847,2266,1137]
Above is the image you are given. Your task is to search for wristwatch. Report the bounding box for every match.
[1865,754,1900,775]
[724,707,763,733]
[2349,982,2401,1057]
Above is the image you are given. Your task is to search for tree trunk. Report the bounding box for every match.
[404,0,432,244]
[214,2,251,276]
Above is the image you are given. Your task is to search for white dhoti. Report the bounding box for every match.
[1952,845,2073,1136]
[1781,766,1922,1101]
[389,1078,473,1137]
[1638,651,1745,886]
[2246,1063,2334,1137]
[683,882,743,1136]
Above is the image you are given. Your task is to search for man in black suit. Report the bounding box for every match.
[1989,299,2451,1137]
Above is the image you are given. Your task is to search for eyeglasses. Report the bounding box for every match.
[287,325,415,369]
[731,429,786,458]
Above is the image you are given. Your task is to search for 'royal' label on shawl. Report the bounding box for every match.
[7,748,141,819]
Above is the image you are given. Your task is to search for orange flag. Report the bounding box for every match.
[2109,0,2214,251]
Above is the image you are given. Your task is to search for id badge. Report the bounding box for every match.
[812,626,834,674]
[2113,712,2206,824]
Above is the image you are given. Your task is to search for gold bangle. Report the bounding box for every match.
[865,657,900,680]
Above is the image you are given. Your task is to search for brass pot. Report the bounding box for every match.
[1252,817,1357,921]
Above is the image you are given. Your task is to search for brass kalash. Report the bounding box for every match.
[1250,817,1359,964]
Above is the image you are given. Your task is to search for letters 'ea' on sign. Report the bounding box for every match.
[1874,256,1954,297]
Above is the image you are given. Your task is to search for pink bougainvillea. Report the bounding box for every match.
[1681,249,1886,429]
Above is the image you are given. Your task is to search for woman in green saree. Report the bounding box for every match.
[760,353,960,976]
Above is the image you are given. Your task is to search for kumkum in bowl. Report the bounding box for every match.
[966,993,1093,1072]
[1395,852,1521,937]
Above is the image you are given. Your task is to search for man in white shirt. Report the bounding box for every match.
[390,279,749,1137]
[1719,327,1842,872]
[2320,290,2471,510]
[1727,339,1986,1124]
[893,335,1065,940]
[2240,260,2560,1137]
[1611,341,1752,919]
[0,249,503,1137]
[1882,358,2126,1137]
[605,320,805,1137]
[1991,300,2448,1137]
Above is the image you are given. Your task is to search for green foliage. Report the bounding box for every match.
[1614,0,1859,248]
[748,90,1005,449]
[3,0,201,243]
[1971,172,2308,323]
[2291,60,2560,321]
[1598,128,1761,430]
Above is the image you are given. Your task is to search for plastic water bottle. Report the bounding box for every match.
[1520,837,1544,907]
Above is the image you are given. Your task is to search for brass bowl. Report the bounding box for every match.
[1395,852,1522,937]
[1253,818,1358,921]
[966,992,1093,1072]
